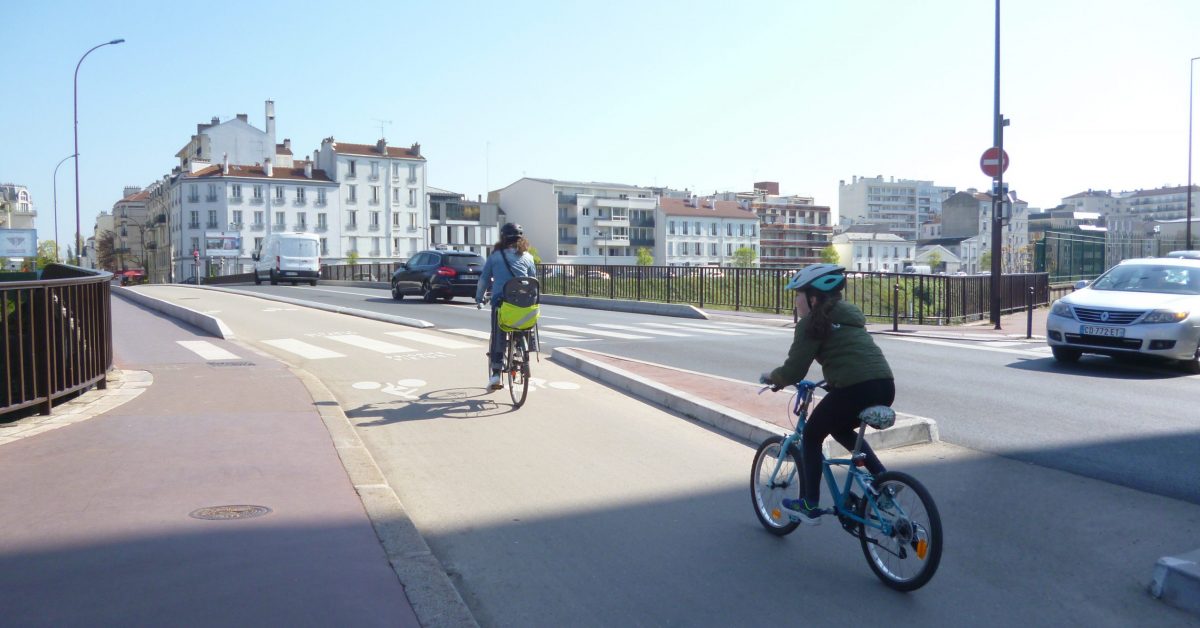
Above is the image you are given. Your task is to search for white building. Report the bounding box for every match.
[659,196,759,266]
[838,175,955,241]
[171,158,340,280]
[111,186,150,272]
[488,178,657,264]
[831,232,913,273]
[0,183,36,230]
[313,138,428,261]
[427,187,500,256]
[175,101,279,172]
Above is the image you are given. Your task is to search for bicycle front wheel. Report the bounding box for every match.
[750,435,802,536]
[507,334,529,408]
[856,470,943,591]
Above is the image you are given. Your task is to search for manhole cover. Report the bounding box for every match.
[189,505,272,520]
[207,361,255,367]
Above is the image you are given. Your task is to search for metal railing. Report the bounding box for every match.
[1,265,113,419]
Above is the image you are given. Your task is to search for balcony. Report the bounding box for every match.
[229,196,243,204]
[205,195,218,202]
[368,174,379,181]
[250,197,264,205]
[406,177,416,185]
[251,222,265,231]
[273,197,285,206]
[206,222,219,229]
[630,238,655,247]
[595,215,630,228]
[368,224,381,231]
[187,196,199,204]
[187,222,200,229]
[559,236,578,244]
[314,225,327,232]
[293,199,307,207]
[632,218,656,228]
[228,222,243,230]
[557,193,578,205]
[293,224,308,232]
[595,236,630,246]
[558,215,578,225]
[346,222,358,230]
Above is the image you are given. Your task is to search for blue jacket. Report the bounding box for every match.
[476,248,536,303]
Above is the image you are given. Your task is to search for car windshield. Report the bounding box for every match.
[446,255,483,268]
[1090,264,1200,295]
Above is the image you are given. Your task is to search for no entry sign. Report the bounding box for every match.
[980,147,1009,178]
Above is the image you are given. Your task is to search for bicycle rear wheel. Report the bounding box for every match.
[750,435,802,536]
[856,470,942,591]
[507,333,529,408]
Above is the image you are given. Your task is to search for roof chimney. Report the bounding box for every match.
[211,116,219,125]
[410,142,421,157]
[236,113,248,123]
[304,161,312,179]
[264,157,273,177]
[377,138,387,154]
[222,152,229,175]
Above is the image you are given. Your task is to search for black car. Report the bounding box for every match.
[391,250,485,302]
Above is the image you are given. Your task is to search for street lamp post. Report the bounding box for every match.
[53,153,78,262]
[73,38,125,266]
[1188,56,1199,251]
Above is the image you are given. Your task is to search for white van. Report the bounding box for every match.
[253,232,321,286]
[903,264,932,275]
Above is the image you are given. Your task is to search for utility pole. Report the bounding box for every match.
[989,0,1006,329]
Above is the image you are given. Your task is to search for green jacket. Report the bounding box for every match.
[769,300,893,389]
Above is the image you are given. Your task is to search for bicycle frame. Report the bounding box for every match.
[767,381,903,538]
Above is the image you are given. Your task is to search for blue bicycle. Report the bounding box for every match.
[750,380,943,591]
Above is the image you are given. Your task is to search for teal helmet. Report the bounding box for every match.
[785,264,846,292]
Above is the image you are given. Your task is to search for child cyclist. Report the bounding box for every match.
[761,264,895,525]
[476,222,537,390]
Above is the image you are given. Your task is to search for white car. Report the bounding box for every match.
[1046,258,1200,373]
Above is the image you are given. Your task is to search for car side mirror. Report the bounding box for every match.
[1073,279,1090,290]
[251,252,259,261]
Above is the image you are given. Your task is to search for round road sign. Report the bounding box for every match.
[980,147,1009,178]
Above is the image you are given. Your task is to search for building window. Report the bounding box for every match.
[347,185,357,203]
[318,213,327,229]
[582,226,590,236]
[348,211,358,228]
[275,186,285,200]
[320,238,328,255]
[297,212,307,228]
[370,161,379,179]
[710,243,718,255]
[393,237,401,252]
[726,243,733,255]
[667,242,673,256]
[407,164,417,183]
[392,163,401,180]
[371,211,381,228]
[254,237,263,251]
[297,187,306,202]
[710,223,717,236]
[207,210,217,228]
[669,220,676,235]
[317,188,326,205]
[189,210,199,228]
[349,236,357,252]
[393,188,400,203]
[232,210,243,225]
[408,189,416,207]
[253,185,263,200]
[409,213,417,228]
[254,211,264,226]
[188,184,198,202]
[231,184,242,199]
[190,237,200,253]
[207,184,218,201]
[371,186,380,204]
[275,211,285,228]
[347,160,357,178]
[583,247,591,255]
[694,242,702,255]
[726,223,732,236]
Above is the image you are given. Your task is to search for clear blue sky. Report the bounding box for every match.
[3,0,1199,251]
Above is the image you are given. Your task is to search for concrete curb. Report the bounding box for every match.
[1151,548,1200,617]
[197,285,434,329]
[0,369,152,447]
[286,364,479,628]
[115,286,234,339]
[551,347,938,455]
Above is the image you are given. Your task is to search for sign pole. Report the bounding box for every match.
[990,0,1003,329]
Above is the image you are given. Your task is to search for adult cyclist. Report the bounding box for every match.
[476,223,537,391]
[761,264,895,525]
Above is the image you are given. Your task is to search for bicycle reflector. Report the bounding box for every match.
[916,538,929,560]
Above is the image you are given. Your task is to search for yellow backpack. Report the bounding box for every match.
[498,276,540,331]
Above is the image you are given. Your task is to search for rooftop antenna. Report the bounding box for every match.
[372,118,393,139]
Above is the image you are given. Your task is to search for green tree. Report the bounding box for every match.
[95,231,116,272]
[926,250,942,272]
[636,247,654,265]
[820,245,839,264]
[346,250,360,266]
[35,241,58,269]
[979,250,991,271]
[732,246,758,267]
[527,246,543,265]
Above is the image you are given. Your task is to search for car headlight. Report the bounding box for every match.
[1050,300,1074,318]
[1141,309,1189,324]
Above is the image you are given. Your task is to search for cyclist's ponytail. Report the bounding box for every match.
[804,288,843,341]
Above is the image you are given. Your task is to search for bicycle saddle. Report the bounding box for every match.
[859,405,896,430]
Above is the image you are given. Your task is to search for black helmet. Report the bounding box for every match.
[500,222,523,243]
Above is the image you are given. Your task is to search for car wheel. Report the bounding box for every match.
[441,294,454,302]
[1051,347,1081,363]
[309,280,317,286]
[391,283,404,301]
[269,270,278,286]
[421,281,437,303]
[254,271,262,286]
[1183,341,1200,375]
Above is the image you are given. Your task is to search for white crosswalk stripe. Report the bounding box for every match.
[443,328,492,340]
[537,330,595,341]
[643,322,747,336]
[591,323,693,337]
[386,330,480,349]
[700,322,789,335]
[542,324,652,339]
[263,339,346,360]
[324,334,417,354]
[177,341,240,361]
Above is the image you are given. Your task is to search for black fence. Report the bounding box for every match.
[1,265,113,419]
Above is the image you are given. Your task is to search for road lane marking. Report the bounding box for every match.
[325,334,417,354]
[591,323,693,337]
[884,335,1047,357]
[263,339,346,359]
[443,328,492,340]
[537,330,595,340]
[542,325,651,339]
[177,341,240,361]
[709,322,791,334]
[645,322,746,336]
[386,330,479,349]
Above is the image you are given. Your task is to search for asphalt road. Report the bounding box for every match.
[130,285,1200,626]
[227,283,1200,505]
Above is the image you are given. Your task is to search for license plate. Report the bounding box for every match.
[283,271,295,276]
[461,274,478,279]
[1081,325,1124,338]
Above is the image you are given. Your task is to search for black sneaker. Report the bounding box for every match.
[781,498,823,526]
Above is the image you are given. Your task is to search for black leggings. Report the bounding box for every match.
[801,378,895,506]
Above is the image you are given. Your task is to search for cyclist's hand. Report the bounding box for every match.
[758,373,780,391]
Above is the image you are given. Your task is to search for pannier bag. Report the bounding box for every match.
[498,277,540,331]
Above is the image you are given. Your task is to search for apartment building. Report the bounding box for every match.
[739,182,832,268]
[313,138,427,260]
[489,178,657,264]
[111,186,150,272]
[659,196,759,267]
[830,231,913,273]
[838,175,955,241]
[427,187,500,256]
[940,190,1031,272]
[0,183,36,230]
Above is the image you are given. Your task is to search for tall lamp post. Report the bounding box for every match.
[53,153,78,262]
[73,38,125,266]
[1188,56,1199,251]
